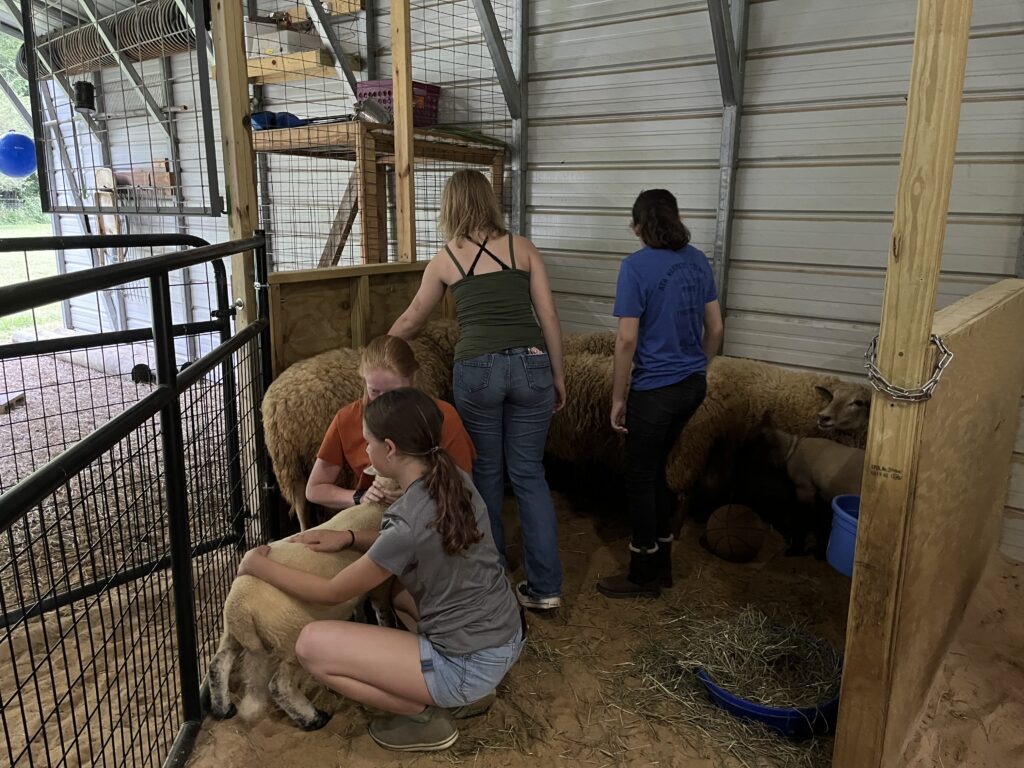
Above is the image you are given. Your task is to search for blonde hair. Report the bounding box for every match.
[359,335,419,393]
[439,169,507,244]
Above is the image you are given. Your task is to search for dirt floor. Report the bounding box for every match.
[3,485,1021,767]
[184,490,1024,768]
[901,555,1024,768]
[187,491,857,768]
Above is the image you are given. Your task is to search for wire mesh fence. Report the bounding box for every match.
[19,0,220,216]
[245,0,516,271]
[0,239,222,495]
[0,234,274,767]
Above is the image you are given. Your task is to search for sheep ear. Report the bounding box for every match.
[815,385,834,402]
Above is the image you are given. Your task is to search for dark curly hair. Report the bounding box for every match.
[632,189,691,251]
[363,388,482,555]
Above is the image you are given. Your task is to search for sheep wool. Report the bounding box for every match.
[208,497,390,730]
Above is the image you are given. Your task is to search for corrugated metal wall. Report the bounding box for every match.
[34,0,1022,557]
[528,0,1024,560]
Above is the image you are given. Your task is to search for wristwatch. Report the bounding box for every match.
[352,488,365,506]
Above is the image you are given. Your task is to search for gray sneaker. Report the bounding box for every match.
[516,581,562,610]
[368,706,458,752]
[449,690,496,719]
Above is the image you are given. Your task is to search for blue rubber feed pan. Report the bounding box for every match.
[696,669,840,739]
[827,494,860,577]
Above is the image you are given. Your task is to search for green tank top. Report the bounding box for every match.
[446,235,546,361]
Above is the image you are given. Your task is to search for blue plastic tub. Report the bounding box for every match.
[696,669,840,739]
[827,495,860,577]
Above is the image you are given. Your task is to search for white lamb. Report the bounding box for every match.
[207,498,391,730]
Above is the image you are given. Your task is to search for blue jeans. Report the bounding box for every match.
[453,350,563,598]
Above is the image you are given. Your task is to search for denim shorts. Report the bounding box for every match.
[418,627,525,708]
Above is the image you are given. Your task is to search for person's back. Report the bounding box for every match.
[443,232,545,362]
[618,243,715,391]
[600,188,724,600]
[388,169,567,610]
[372,468,520,654]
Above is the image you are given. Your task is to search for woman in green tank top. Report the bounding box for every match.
[389,170,566,609]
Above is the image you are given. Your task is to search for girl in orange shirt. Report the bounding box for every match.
[306,335,476,514]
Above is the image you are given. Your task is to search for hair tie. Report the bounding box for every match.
[429,445,442,455]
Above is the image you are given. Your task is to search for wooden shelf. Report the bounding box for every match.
[285,0,363,19]
[211,49,362,85]
[252,122,507,167]
[253,121,506,266]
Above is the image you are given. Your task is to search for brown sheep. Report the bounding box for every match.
[758,424,866,505]
[562,330,616,358]
[262,321,459,529]
[815,381,872,445]
[546,353,869,498]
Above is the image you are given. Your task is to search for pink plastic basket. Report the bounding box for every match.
[356,80,441,127]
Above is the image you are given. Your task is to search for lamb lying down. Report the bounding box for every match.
[208,497,391,730]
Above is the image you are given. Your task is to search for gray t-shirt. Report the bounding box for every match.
[366,471,521,655]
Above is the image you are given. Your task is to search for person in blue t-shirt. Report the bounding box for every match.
[597,189,724,599]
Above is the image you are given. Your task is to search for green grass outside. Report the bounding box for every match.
[0,221,63,344]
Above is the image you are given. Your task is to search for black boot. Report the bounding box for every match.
[597,545,661,599]
[656,536,673,588]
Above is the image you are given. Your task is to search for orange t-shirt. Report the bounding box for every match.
[316,398,476,490]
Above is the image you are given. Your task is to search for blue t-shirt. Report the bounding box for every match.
[613,244,717,391]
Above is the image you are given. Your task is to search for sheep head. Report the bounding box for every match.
[815,382,871,433]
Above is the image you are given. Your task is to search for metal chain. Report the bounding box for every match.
[863,334,954,402]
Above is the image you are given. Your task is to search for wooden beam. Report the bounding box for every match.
[350,275,371,347]
[268,260,428,286]
[319,175,359,267]
[212,0,262,543]
[375,162,390,262]
[284,0,364,19]
[833,2,974,767]
[211,0,259,322]
[252,122,361,154]
[211,49,363,85]
[391,0,416,262]
[357,125,384,263]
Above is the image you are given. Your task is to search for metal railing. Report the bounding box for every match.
[0,233,277,767]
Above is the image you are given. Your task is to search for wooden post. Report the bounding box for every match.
[375,162,390,262]
[391,0,416,262]
[211,0,262,529]
[319,175,359,267]
[211,0,259,320]
[833,2,973,767]
[351,275,371,347]
[356,125,384,263]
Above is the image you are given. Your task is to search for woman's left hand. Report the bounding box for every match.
[553,376,567,413]
[237,545,271,578]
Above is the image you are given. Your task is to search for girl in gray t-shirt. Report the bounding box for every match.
[235,387,524,752]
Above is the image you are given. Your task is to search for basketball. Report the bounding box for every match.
[705,504,765,563]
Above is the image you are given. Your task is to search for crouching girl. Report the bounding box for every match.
[236,387,525,751]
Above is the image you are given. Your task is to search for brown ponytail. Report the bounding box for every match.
[364,388,482,555]
[632,188,691,251]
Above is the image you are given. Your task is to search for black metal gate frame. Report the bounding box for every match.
[0,232,276,766]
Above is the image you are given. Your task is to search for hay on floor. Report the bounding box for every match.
[608,604,841,768]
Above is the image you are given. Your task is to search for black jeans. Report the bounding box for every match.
[625,374,707,550]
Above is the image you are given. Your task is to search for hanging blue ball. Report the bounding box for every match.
[0,132,37,178]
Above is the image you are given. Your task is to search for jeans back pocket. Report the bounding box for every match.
[522,354,552,392]
[455,355,494,393]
